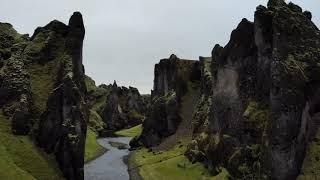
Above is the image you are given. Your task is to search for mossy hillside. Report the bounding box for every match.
[89,110,106,132]
[130,142,215,180]
[85,128,106,163]
[115,124,142,137]
[0,146,35,180]
[92,95,107,114]
[0,22,26,49]
[85,75,111,113]
[84,75,97,93]
[0,112,63,179]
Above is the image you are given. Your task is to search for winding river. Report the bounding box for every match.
[84,137,132,180]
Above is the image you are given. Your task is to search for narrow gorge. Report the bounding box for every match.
[0,0,320,180]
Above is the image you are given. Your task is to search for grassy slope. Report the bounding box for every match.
[130,142,214,180]
[0,112,63,180]
[115,124,142,137]
[129,86,214,180]
[85,128,106,163]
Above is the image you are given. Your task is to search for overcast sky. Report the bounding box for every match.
[1,0,319,94]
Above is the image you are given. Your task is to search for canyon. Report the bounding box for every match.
[0,0,319,180]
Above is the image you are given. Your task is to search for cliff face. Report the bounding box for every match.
[135,54,201,148]
[186,1,320,179]
[0,12,88,180]
[37,12,88,180]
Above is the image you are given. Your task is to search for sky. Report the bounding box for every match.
[1,0,319,94]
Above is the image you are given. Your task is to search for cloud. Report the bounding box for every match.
[0,0,319,94]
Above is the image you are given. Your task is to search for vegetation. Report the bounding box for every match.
[88,110,106,132]
[84,75,97,93]
[0,112,63,179]
[129,142,215,180]
[85,128,106,163]
[115,124,142,137]
[28,59,60,115]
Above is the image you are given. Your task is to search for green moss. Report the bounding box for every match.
[115,124,142,137]
[0,23,24,44]
[243,102,268,123]
[88,110,106,132]
[162,90,177,103]
[130,142,214,180]
[0,112,63,179]
[284,54,308,81]
[85,128,106,163]
[24,32,46,56]
[85,75,97,93]
[298,129,320,178]
[28,59,60,115]
[92,95,107,113]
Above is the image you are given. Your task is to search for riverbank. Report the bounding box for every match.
[127,144,216,180]
[115,124,142,137]
[85,129,107,163]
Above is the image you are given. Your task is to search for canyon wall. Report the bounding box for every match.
[133,0,320,179]
[0,12,88,180]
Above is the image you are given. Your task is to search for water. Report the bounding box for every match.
[84,137,132,180]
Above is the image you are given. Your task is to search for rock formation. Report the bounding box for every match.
[101,81,146,131]
[134,54,201,147]
[37,12,87,180]
[85,76,149,134]
[186,1,320,179]
[0,12,88,180]
[133,0,320,179]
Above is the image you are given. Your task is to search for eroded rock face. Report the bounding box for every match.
[0,12,88,180]
[135,55,201,147]
[102,81,147,131]
[0,23,31,135]
[187,1,320,179]
[36,12,88,180]
[84,75,149,135]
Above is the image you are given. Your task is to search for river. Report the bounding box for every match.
[84,137,132,180]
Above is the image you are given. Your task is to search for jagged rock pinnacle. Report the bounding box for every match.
[267,0,286,8]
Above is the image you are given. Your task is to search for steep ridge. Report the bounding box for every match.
[187,1,320,179]
[131,0,320,179]
[0,12,88,180]
[133,54,201,148]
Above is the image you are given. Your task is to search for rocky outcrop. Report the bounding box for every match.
[0,12,88,180]
[101,81,147,131]
[36,12,88,180]
[0,23,31,135]
[135,55,201,147]
[186,1,320,179]
[85,75,149,134]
